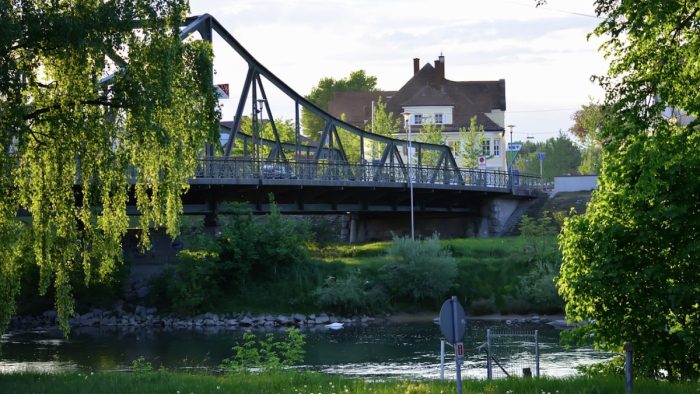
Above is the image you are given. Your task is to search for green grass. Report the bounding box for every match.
[1,371,698,394]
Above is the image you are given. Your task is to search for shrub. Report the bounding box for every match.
[469,298,497,316]
[154,250,220,314]
[517,268,563,312]
[312,275,386,315]
[217,202,310,290]
[220,328,306,371]
[379,234,457,303]
[129,356,154,372]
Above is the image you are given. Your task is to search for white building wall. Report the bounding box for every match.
[443,131,507,171]
[485,109,505,128]
[554,175,599,193]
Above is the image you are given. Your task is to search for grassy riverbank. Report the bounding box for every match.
[1,371,698,393]
[210,235,560,317]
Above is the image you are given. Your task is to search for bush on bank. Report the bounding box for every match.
[149,209,565,316]
[152,204,313,314]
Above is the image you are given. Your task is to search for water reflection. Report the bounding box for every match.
[0,321,612,379]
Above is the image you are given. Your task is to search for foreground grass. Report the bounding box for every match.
[1,371,699,394]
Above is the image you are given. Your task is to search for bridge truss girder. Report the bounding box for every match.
[179,14,463,184]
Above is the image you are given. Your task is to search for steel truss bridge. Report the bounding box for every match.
[170,15,543,217]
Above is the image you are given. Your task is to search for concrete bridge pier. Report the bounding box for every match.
[341,197,528,243]
[478,197,524,237]
[349,214,358,244]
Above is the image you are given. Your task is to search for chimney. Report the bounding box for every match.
[413,58,420,75]
[434,54,445,82]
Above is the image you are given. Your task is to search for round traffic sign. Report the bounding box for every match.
[438,297,466,343]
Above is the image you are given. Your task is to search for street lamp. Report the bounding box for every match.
[401,112,414,240]
[255,99,266,177]
[507,124,515,144]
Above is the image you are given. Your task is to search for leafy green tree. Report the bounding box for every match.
[417,122,446,167]
[302,70,378,140]
[570,102,606,175]
[336,113,361,164]
[515,133,581,180]
[459,116,485,168]
[0,1,219,334]
[556,0,700,380]
[368,97,400,137]
[367,97,400,161]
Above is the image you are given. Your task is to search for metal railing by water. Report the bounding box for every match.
[193,158,544,192]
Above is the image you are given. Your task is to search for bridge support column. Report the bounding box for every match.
[478,197,522,237]
[204,200,219,229]
[204,212,218,228]
[349,214,358,244]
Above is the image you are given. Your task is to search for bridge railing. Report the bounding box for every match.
[194,158,544,191]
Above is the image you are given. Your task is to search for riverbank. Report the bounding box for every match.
[1,370,698,394]
[8,306,565,332]
[383,312,565,323]
[8,308,376,331]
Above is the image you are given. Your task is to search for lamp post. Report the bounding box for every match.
[255,99,266,177]
[506,124,515,192]
[507,124,515,144]
[401,112,414,240]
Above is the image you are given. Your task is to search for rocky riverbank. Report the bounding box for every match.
[8,307,375,331]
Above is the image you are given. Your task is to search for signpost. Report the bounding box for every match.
[439,296,467,394]
[506,143,522,152]
[506,142,523,193]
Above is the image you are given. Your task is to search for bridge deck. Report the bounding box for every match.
[175,159,543,215]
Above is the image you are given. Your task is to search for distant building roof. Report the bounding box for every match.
[328,56,506,133]
[327,91,397,128]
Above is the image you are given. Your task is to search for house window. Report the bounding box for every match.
[434,113,444,124]
[414,114,423,125]
[482,139,491,156]
[493,140,500,156]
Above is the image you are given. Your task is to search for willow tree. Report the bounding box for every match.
[0,1,219,334]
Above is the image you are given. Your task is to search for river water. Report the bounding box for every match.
[0,320,611,379]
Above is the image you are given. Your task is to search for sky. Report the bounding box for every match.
[189,0,608,142]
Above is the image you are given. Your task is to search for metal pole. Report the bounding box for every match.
[451,296,462,394]
[624,342,634,394]
[539,154,543,179]
[440,338,445,380]
[486,329,492,380]
[535,330,540,378]
[408,120,415,240]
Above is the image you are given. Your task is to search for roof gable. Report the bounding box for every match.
[326,56,506,132]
